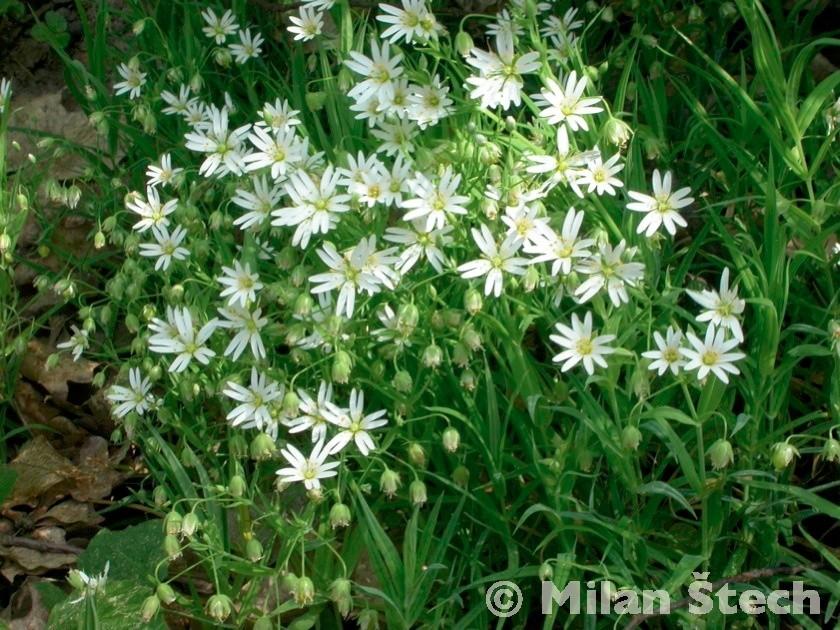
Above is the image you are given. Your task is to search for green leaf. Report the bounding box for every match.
[48,580,165,630]
[637,481,696,517]
[78,520,166,582]
[0,467,18,504]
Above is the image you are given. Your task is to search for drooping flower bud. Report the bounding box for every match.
[156,583,177,605]
[392,370,413,393]
[454,31,474,56]
[246,538,264,562]
[181,512,200,538]
[141,594,161,622]
[407,442,427,468]
[294,576,316,606]
[228,474,247,498]
[822,438,840,463]
[422,344,443,369]
[332,350,353,384]
[206,593,233,622]
[770,442,799,471]
[409,480,428,507]
[380,468,402,498]
[709,439,734,470]
[464,288,483,315]
[330,578,353,618]
[452,465,470,487]
[442,427,460,453]
[330,502,352,529]
[621,426,642,451]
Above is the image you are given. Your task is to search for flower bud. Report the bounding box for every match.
[229,433,248,459]
[67,569,85,591]
[603,116,633,148]
[407,442,426,468]
[380,468,401,498]
[770,442,799,471]
[329,502,352,529]
[294,576,316,606]
[442,427,460,453]
[709,439,734,470]
[163,534,181,560]
[720,1,737,19]
[228,474,247,498]
[454,31,474,56]
[181,512,200,538]
[523,265,540,292]
[462,325,482,352]
[250,432,277,460]
[452,342,470,368]
[392,370,413,394]
[156,583,177,605]
[332,350,353,384]
[246,537,264,562]
[164,511,182,536]
[213,47,232,67]
[282,391,301,416]
[464,288,483,315]
[305,91,327,111]
[409,480,427,507]
[330,578,353,618]
[822,438,840,463]
[688,4,704,23]
[141,594,161,622]
[293,292,314,317]
[153,486,168,508]
[358,608,379,629]
[457,370,475,393]
[206,593,233,622]
[452,465,470,487]
[539,562,554,581]
[621,426,642,451]
[397,303,419,333]
[422,344,443,369]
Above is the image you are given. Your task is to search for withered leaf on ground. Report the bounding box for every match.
[13,381,88,446]
[6,437,78,508]
[20,339,98,405]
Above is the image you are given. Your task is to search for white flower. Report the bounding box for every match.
[377,0,438,44]
[642,326,686,376]
[384,220,452,274]
[345,39,404,105]
[349,159,390,207]
[271,166,351,248]
[146,154,183,188]
[310,238,386,318]
[627,169,693,237]
[69,562,109,604]
[302,0,335,10]
[526,126,590,193]
[148,307,217,373]
[184,105,251,177]
[183,100,209,128]
[407,75,452,128]
[57,325,89,362]
[232,175,283,230]
[218,260,263,308]
[549,311,616,375]
[113,62,146,99]
[216,305,268,360]
[524,206,594,276]
[138,225,189,271]
[457,224,528,297]
[401,166,469,231]
[288,7,324,41]
[350,94,387,127]
[161,84,196,116]
[575,151,624,196]
[126,186,177,233]
[465,31,540,110]
[501,201,549,242]
[575,240,645,306]
[324,389,388,456]
[686,268,746,342]
[534,71,603,131]
[486,9,524,42]
[371,118,418,156]
[681,325,746,384]
[244,126,306,179]
[201,8,239,44]
[257,98,301,132]
[107,368,154,418]
[229,28,264,64]
[288,381,334,443]
[276,439,339,491]
[540,8,583,47]
[223,368,283,435]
